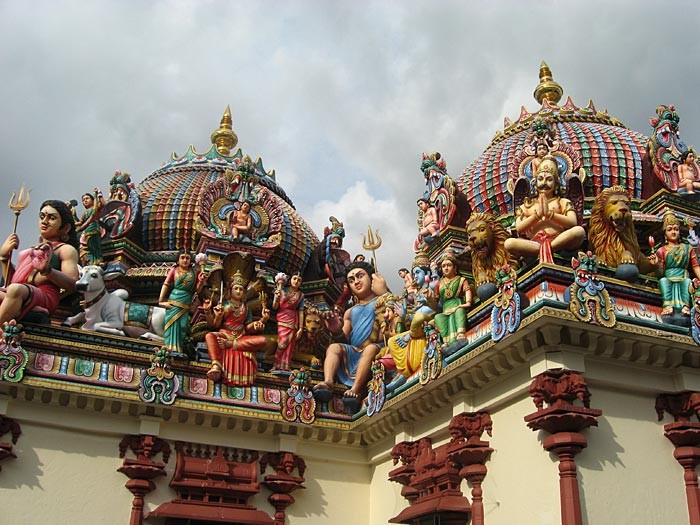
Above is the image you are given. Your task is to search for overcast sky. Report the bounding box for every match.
[2,0,700,292]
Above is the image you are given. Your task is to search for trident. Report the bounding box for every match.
[4,185,31,285]
[361,225,382,272]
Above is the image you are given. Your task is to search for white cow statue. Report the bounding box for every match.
[63,265,166,341]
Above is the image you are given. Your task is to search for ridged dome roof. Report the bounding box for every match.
[459,63,657,218]
[135,109,319,275]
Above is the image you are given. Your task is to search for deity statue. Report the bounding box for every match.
[0,201,79,325]
[271,272,305,372]
[313,261,391,402]
[158,251,204,357]
[428,252,472,347]
[109,171,133,201]
[203,258,270,386]
[648,211,700,317]
[679,150,700,195]
[415,198,439,248]
[227,200,255,241]
[505,155,585,263]
[75,189,105,266]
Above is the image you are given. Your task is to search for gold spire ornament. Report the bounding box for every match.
[210,105,238,155]
[5,185,31,284]
[533,61,563,106]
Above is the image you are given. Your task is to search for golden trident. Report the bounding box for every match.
[361,225,382,272]
[5,185,31,284]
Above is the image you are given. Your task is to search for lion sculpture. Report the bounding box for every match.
[466,212,518,288]
[588,186,655,275]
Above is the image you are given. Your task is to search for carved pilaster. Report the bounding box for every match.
[0,415,21,472]
[446,412,493,525]
[525,369,601,525]
[117,435,171,525]
[260,452,306,525]
[656,392,700,525]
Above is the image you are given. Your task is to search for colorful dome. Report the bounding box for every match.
[459,63,658,218]
[136,107,319,275]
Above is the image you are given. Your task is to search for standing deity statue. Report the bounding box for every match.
[271,272,305,372]
[75,189,105,266]
[158,251,204,357]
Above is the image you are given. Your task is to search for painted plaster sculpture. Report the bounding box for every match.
[0,200,80,325]
[491,265,521,342]
[647,104,694,192]
[139,347,180,405]
[158,251,204,357]
[313,261,391,412]
[418,323,442,385]
[0,320,27,383]
[506,154,585,263]
[196,157,283,248]
[569,251,616,328]
[75,189,105,266]
[64,265,166,340]
[690,280,700,345]
[203,254,270,387]
[100,171,140,239]
[429,253,472,348]
[281,367,316,424]
[588,186,656,281]
[271,272,305,372]
[381,263,438,390]
[366,360,386,417]
[679,150,700,195]
[414,152,467,252]
[649,211,700,317]
[465,212,518,301]
[292,306,329,369]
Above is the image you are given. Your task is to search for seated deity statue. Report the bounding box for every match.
[504,155,585,263]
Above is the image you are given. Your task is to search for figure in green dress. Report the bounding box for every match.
[75,189,104,266]
[429,253,472,346]
[648,211,700,317]
[159,251,204,357]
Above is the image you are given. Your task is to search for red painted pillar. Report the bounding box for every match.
[117,435,171,525]
[525,370,601,525]
[0,416,21,473]
[656,392,700,525]
[260,452,307,525]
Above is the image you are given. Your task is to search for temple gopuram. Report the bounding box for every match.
[3,63,700,524]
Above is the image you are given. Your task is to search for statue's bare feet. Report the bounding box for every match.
[682,305,691,316]
[660,306,674,316]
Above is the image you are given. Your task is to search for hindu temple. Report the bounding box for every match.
[2,62,700,524]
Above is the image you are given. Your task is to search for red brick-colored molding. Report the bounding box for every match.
[146,442,273,524]
[525,369,601,525]
[260,451,306,525]
[0,415,21,472]
[656,392,700,525]
[117,434,171,525]
[388,412,493,524]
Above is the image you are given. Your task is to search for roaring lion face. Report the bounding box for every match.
[466,219,492,256]
[604,192,632,232]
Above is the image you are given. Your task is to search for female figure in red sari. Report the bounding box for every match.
[204,270,269,386]
[271,273,305,372]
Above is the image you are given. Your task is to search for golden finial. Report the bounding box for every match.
[210,105,238,156]
[533,61,563,106]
